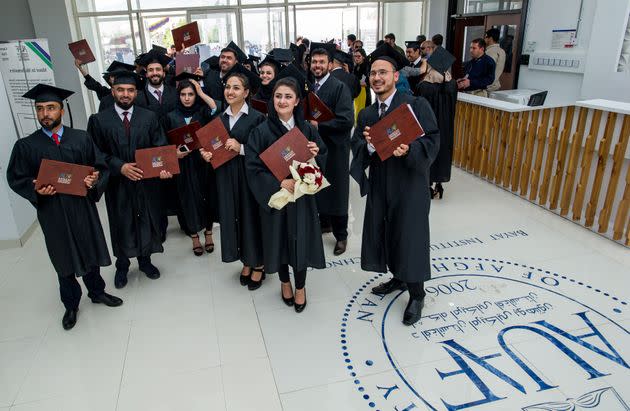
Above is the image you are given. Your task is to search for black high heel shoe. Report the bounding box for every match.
[281,282,294,306]
[294,288,307,313]
[435,183,444,199]
[204,230,214,253]
[248,268,266,290]
[191,234,204,256]
[239,267,252,286]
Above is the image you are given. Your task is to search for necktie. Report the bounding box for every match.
[313,82,320,93]
[122,111,131,137]
[52,133,60,145]
[155,89,162,103]
[379,102,388,119]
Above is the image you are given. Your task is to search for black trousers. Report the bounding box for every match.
[58,268,106,310]
[116,255,152,271]
[319,214,348,241]
[391,277,426,299]
[278,264,307,289]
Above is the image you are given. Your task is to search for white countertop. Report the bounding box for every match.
[456,92,562,112]
[575,99,630,116]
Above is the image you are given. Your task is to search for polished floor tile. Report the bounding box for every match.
[0,167,628,410]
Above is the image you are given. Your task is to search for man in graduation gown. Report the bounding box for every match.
[350,44,440,325]
[135,49,178,119]
[309,47,355,255]
[88,70,172,289]
[404,41,424,95]
[331,50,361,99]
[203,41,246,101]
[7,84,123,330]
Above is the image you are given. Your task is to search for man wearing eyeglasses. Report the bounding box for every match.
[350,44,440,326]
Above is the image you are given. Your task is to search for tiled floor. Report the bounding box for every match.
[0,167,628,411]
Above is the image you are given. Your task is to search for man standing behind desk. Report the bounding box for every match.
[457,38,495,97]
[88,70,172,289]
[484,28,506,92]
[7,84,122,330]
[309,46,355,256]
[350,45,440,325]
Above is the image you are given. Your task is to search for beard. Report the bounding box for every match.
[115,99,134,110]
[40,116,62,131]
[148,75,163,86]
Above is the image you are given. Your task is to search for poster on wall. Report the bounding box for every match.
[0,39,55,137]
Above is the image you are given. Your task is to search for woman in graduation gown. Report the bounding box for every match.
[352,48,371,115]
[164,75,219,255]
[245,77,328,312]
[199,69,266,289]
[253,58,279,103]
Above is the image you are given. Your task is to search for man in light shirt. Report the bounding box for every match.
[484,28,506,92]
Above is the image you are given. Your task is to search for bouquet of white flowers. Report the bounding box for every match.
[268,159,330,210]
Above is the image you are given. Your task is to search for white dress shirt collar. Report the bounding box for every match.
[114,104,134,121]
[280,116,295,130]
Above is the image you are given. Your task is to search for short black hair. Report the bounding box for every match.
[376,40,385,48]
[310,47,331,61]
[432,34,444,46]
[471,38,486,49]
[347,34,357,42]
[485,28,500,43]
[302,38,310,47]
[416,35,427,43]
[384,33,396,41]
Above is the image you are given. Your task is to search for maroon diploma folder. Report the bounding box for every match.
[251,99,268,114]
[303,92,335,122]
[68,39,96,64]
[167,121,201,150]
[195,117,237,169]
[135,145,180,179]
[369,103,425,161]
[172,22,201,51]
[175,53,200,75]
[259,128,312,181]
[36,159,94,197]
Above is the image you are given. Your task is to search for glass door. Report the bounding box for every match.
[140,11,187,52]
[187,10,239,61]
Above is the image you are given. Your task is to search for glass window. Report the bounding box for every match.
[241,0,284,6]
[75,0,128,13]
[131,0,235,10]
[140,12,187,52]
[458,0,522,14]
[382,2,424,48]
[294,5,350,45]
[189,12,238,59]
[242,8,287,56]
[357,4,378,53]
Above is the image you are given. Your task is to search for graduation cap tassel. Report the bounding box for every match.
[65,99,74,129]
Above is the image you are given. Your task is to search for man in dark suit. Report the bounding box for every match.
[203,41,247,101]
[136,49,178,118]
[331,50,361,99]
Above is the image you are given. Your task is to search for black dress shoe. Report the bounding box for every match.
[333,240,347,256]
[371,278,407,295]
[248,269,266,291]
[403,297,425,326]
[139,263,161,280]
[114,269,128,289]
[62,309,78,330]
[91,293,124,307]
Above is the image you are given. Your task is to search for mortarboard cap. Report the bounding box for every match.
[224,63,262,92]
[404,41,422,49]
[138,49,172,68]
[267,48,294,63]
[23,83,74,104]
[332,50,352,66]
[201,55,220,71]
[110,69,143,88]
[152,44,168,55]
[310,42,336,55]
[367,43,408,71]
[173,71,204,82]
[248,54,261,63]
[427,46,456,74]
[259,56,281,73]
[104,60,135,74]
[275,63,311,98]
[222,41,248,63]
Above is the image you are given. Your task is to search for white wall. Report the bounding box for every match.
[0,0,36,41]
[383,2,424,44]
[426,0,448,42]
[519,0,630,104]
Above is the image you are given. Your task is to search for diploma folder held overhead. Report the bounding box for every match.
[167,121,201,150]
[172,22,201,51]
[369,103,425,161]
[195,117,237,169]
[259,128,312,182]
[303,92,335,122]
[135,145,180,179]
[68,39,96,64]
[175,53,200,75]
[36,159,94,197]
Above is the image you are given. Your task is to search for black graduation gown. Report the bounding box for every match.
[87,106,168,258]
[314,75,354,216]
[164,106,218,235]
[418,80,457,183]
[6,128,111,277]
[407,60,423,96]
[330,68,361,99]
[83,74,111,100]
[136,84,179,121]
[215,107,266,266]
[98,94,115,112]
[245,120,328,273]
[202,69,225,101]
[350,92,440,283]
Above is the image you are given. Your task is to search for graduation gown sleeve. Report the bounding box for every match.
[83,74,111,100]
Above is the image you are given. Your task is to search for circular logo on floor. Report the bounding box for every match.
[341,257,630,411]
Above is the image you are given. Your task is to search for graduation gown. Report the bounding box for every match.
[314,75,354,216]
[83,74,111,100]
[418,80,457,183]
[215,107,266,266]
[136,84,178,121]
[245,119,328,273]
[164,106,218,235]
[98,94,115,112]
[330,68,361,99]
[407,60,423,96]
[202,69,225,101]
[350,92,440,283]
[88,106,168,258]
[6,127,111,277]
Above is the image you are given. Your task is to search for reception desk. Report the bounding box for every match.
[454,93,630,247]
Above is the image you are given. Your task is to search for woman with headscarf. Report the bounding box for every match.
[245,76,328,313]
[352,48,371,113]
[253,57,280,103]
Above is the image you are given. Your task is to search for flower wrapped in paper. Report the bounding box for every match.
[268,159,330,210]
